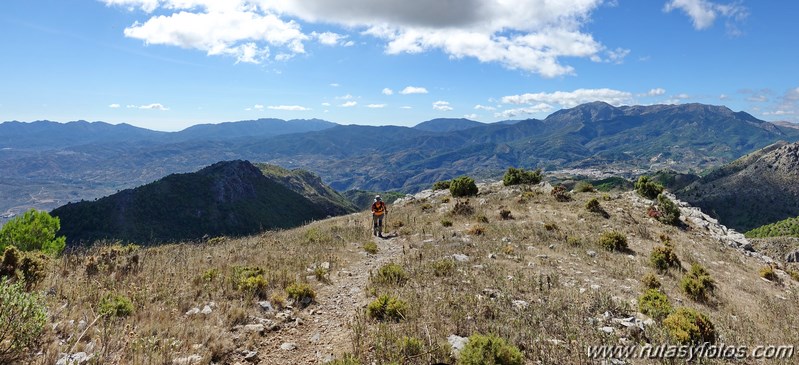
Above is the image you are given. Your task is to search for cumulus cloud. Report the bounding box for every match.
[367,104,386,108]
[382,88,394,95]
[432,101,453,111]
[464,113,479,120]
[664,0,748,33]
[495,103,553,119]
[640,88,666,97]
[474,104,496,111]
[105,0,615,77]
[400,106,412,109]
[663,93,691,104]
[340,101,357,107]
[763,87,799,118]
[268,105,309,111]
[329,83,340,87]
[400,86,428,95]
[245,104,265,111]
[502,88,633,108]
[108,103,121,108]
[321,102,331,106]
[139,103,169,110]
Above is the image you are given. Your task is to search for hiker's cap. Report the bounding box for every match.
[375,195,381,200]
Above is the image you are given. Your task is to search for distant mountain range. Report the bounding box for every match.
[2,102,798,226]
[51,160,354,245]
[675,141,799,232]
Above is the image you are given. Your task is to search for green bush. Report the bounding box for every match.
[397,336,424,359]
[432,259,455,277]
[641,272,662,289]
[451,200,475,216]
[650,245,681,272]
[663,307,716,344]
[759,266,778,281]
[440,219,454,227]
[432,180,451,191]
[499,209,513,220]
[458,333,523,365]
[656,194,681,225]
[99,293,134,318]
[0,278,46,362]
[502,167,542,186]
[286,282,316,307]
[0,209,65,256]
[363,241,378,254]
[574,181,595,192]
[232,266,268,298]
[373,263,409,286]
[638,289,673,320]
[450,176,478,197]
[328,354,361,365]
[585,198,602,213]
[598,230,628,252]
[681,263,715,302]
[367,294,408,321]
[634,176,664,200]
[1,247,48,291]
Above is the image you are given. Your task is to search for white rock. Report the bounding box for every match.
[280,342,297,351]
[57,352,91,365]
[185,308,200,316]
[599,326,615,334]
[452,254,469,262]
[448,335,468,358]
[201,305,212,315]
[171,355,202,365]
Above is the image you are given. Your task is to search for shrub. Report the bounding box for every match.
[656,194,681,225]
[201,268,219,282]
[367,294,407,321]
[598,231,628,252]
[681,263,715,302]
[99,293,134,318]
[0,209,66,256]
[1,247,48,291]
[663,308,716,344]
[502,167,542,186]
[467,226,486,236]
[441,219,453,227]
[286,282,316,307]
[550,185,571,202]
[641,272,662,289]
[499,209,513,220]
[374,263,408,286]
[397,336,424,359]
[451,200,474,216]
[574,181,595,192]
[638,289,673,320]
[432,259,455,277]
[328,354,361,365]
[788,270,799,282]
[432,180,451,191]
[585,198,602,213]
[314,266,329,283]
[363,241,378,254]
[450,176,478,197]
[232,266,268,298]
[650,245,681,272]
[634,176,664,200]
[476,215,489,224]
[759,266,778,281]
[457,333,523,365]
[0,278,46,362]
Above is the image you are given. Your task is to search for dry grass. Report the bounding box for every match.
[20,182,799,364]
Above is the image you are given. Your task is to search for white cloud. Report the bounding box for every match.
[474,104,495,111]
[139,103,169,110]
[340,101,357,107]
[502,88,633,108]
[763,87,799,119]
[267,105,309,111]
[313,31,348,46]
[329,83,340,87]
[400,106,412,109]
[400,86,428,95]
[367,104,386,108]
[495,103,553,118]
[664,0,748,33]
[464,113,479,120]
[663,93,691,104]
[432,101,453,111]
[337,94,354,100]
[108,103,121,108]
[747,95,768,103]
[105,0,617,77]
[762,110,795,116]
[112,1,308,64]
[382,88,394,96]
[245,104,265,111]
[640,88,666,97]
[719,94,729,100]
[321,102,331,106]
[600,47,631,64]
[126,104,137,108]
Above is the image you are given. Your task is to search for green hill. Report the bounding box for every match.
[51,160,338,245]
[746,216,799,238]
[255,163,357,216]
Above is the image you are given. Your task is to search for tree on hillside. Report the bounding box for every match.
[503,167,543,186]
[0,209,66,255]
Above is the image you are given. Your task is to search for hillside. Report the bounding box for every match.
[22,179,799,364]
[413,118,485,132]
[677,141,799,232]
[50,160,340,245]
[255,163,358,216]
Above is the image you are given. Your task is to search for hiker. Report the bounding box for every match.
[371,195,387,237]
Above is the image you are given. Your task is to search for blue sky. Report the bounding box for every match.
[0,0,797,131]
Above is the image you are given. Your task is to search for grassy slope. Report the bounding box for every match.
[28,182,799,364]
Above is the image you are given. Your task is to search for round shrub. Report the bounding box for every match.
[585,198,602,213]
[663,307,716,344]
[650,245,681,272]
[450,176,478,197]
[458,333,523,365]
[432,180,451,191]
[641,272,662,290]
[634,176,664,200]
[373,263,409,286]
[574,181,595,192]
[680,263,715,302]
[367,294,407,321]
[286,282,316,307]
[759,266,778,281]
[598,230,628,252]
[550,185,571,202]
[0,209,65,256]
[656,194,681,225]
[638,289,673,320]
[502,167,542,186]
[99,293,134,318]
[0,278,46,362]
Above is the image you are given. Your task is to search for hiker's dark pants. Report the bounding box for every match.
[373,214,384,235]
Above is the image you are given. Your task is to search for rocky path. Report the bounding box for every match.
[251,234,407,364]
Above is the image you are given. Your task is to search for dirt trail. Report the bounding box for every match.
[253,233,407,364]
